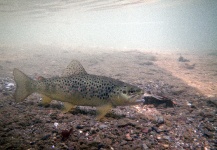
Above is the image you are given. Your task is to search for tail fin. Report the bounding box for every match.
[13,68,34,102]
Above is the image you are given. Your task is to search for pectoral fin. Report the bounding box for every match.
[96,104,112,120]
[62,102,76,113]
[41,95,52,106]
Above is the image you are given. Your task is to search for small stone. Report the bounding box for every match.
[125,133,133,141]
[76,124,84,129]
[142,128,150,133]
[90,127,97,134]
[99,124,108,129]
[156,136,162,140]
[117,118,138,127]
[93,135,101,143]
[120,140,127,145]
[117,119,129,127]
[163,136,171,141]
[162,144,169,148]
[152,126,160,133]
[142,143,149,150]
[41,134,51,140]
[156,116,164,124]
[85,132,89,136]
[104,138,112,145]
[30,142,35,145]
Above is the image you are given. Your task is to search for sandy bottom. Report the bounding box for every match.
[154,51,217,97]
[0,46,216,149]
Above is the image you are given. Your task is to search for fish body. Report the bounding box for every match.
[13,60,144,119]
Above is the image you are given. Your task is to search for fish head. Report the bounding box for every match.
[110,83,144,106]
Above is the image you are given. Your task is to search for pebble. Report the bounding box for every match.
[4,82,15,91]
[142,128,150,133]
[162,144,169,148]
[120,140,127,145]
[152,126,160,133]
[76,124,85,129]
[142,143,149,150]
[117,119,130,127]
[156,116,164,124]
[41,134,51,140]
[93,135,101,143]
[54,122,59,128]
[125,133,133,141]
[117,118,139,127]
[157,136,162,140]
[163,136,171,141]
[99,124,108,129]
[90,127,97,134]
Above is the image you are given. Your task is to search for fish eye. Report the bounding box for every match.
[129,90,135,94]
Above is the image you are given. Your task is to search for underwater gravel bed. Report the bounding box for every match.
[0,77,216,150]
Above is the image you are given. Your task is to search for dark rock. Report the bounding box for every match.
[76,124,85,129]
[143,95,174,107]
[151,127,160,133]
[32,118,42,124]
[61,128,73,141]
[178,56,190,62]
[41,134,51,140]
[87,141,100,148]
[30,141,36,145]
[50,112,58,120]
[90,127,97,134]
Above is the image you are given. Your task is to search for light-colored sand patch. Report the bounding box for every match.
[153,52,217,97]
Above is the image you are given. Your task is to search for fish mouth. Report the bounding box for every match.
[130,93,144,100]
[135,99,145,103]
[128,94,145,105]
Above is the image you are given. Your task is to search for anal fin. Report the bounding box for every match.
[96,104,112,121]
[62,102,76,113]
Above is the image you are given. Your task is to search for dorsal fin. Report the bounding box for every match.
[62,60,87,77]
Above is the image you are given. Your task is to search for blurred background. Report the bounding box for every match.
[0,0,217,52]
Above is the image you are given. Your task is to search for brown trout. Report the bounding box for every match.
[13,60,144,119]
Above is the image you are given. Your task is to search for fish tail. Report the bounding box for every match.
[13,68,35,102]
